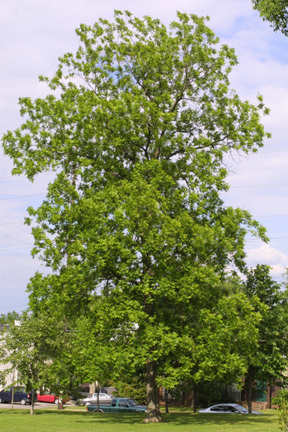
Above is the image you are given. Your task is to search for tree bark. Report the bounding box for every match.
[11,386,14,409]
[267,383,271,409]
[193,382,197,413]
[57,397,64,410]
[164,388,169,413]
[145,360,162,423]
[247,371,253,414]
[30,389,36,415]
[96,382,100,412]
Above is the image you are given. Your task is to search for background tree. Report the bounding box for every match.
[252,0,288,35]
[113,372,147,405]
[243,265,288,413]
[272,390,288,432]
[0,311,80,414]
[2,11,269,422]
[0,311,21,325]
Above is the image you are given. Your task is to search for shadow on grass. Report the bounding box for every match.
[162,413,276,426]
[0,409,277,427]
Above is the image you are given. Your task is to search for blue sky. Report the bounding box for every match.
[1,0,288,314]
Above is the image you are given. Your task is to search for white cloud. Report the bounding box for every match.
[246,244,288,279]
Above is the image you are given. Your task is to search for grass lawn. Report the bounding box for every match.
[0,408,281,432]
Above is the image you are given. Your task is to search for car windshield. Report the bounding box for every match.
[127,399,137,407]
[234,405,248,413]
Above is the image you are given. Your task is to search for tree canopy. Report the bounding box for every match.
[2,11,270,422]
[252,0,288,35]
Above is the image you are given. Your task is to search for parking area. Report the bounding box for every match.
[0,401,77,410]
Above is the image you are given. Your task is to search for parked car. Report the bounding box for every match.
[86,397,147,413]
[199,403,262,414]
[79,392,112,406]
[36,392,69,404]
[0,386,33,405]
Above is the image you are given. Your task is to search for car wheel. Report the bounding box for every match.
[93,409,103,413]
[85,401,91,406]
[20,399,26,405]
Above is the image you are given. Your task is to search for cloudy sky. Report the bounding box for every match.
[1,0,288,314]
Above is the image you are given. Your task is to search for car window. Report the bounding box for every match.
[210,406,225,412]
[111,399,117,407]
[224,406,235,412]
[228,406,240,413]
[16,388,26,394]
[118,400,129,407]
[235,405,249,413]
[127,399,137,407]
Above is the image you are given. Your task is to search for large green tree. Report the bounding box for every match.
[2,11,269,422]
[252,0,288,35]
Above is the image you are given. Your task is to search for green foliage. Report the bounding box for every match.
[272,390,288,406]
[113,375,146,405]
[0,311,22,325]
[272,391,288,432]
[2,10,270,421]
[243,265,288,412]
[252,0,288,35]
[244,265,288,383]
[197,381,236,407]
[0,311,81,410]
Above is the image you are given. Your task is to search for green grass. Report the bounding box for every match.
[0,408,280,432]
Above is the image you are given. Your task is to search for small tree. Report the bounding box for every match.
[272,390,288,432]
[0,312,42,414]
[0,311,80,414]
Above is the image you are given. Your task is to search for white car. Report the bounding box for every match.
[80,392,112,406]
[199,403,262,414]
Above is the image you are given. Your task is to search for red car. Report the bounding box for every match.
[37,393,68,404]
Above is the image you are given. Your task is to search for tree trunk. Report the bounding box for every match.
[96,382,100,412]
[182,390,185,407]
[267,383,271,409]
[164,388,169,413]
[11,386,14,409]
[145,360,162,423]
[247,372,253,414]
[193,382,197,413]
[30,389,36,415]
[57,397,64,410]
